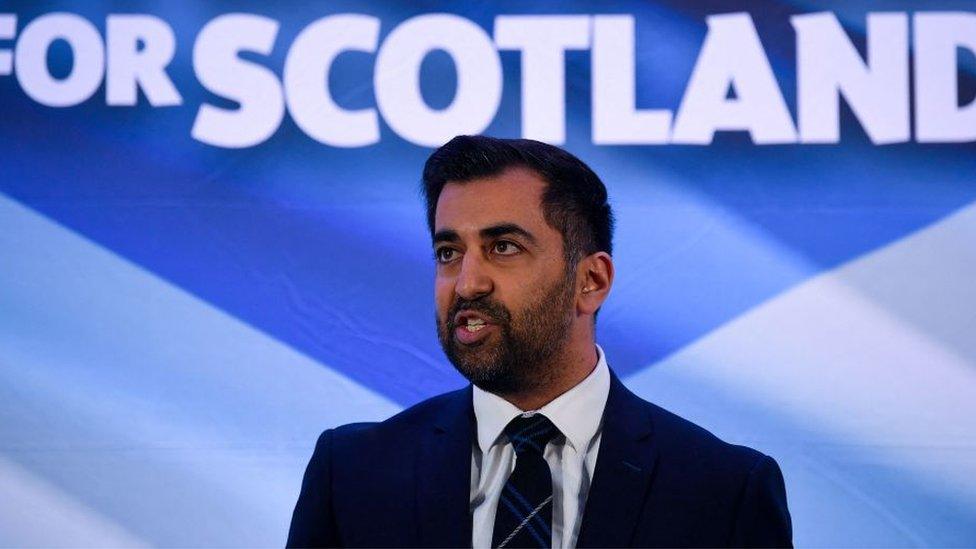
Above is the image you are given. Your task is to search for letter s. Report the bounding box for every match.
[191,14,283,148]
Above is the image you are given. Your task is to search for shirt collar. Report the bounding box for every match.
[472,344,611,454]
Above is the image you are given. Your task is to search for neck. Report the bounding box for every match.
[500,339,599,411]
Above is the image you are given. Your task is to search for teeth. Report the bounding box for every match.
[459,317,487,334]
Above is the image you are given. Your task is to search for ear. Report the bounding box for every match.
[576,252,614,317]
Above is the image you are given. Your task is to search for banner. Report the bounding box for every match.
[1,1,974,545]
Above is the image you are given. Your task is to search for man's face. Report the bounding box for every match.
[433,167,577,395]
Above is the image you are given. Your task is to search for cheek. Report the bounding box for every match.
[434,278,454,317]
[510,272,564,311]
[495,275,541,311]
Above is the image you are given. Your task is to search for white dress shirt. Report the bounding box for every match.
[470,345,611,548]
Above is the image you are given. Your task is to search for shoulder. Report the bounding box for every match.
[325,386,471,450]
[646,398,766,471]
[610,377,792,544]
[610,374,773,484]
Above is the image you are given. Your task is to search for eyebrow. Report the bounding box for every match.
[432,223,538,246]
[432,229,459,245]
[480,223,538,245]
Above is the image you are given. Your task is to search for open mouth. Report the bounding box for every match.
[453,311,497,345]
[462,317,486,332]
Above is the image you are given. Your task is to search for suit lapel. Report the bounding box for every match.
[576,372,658,548]
[415,386,475,548]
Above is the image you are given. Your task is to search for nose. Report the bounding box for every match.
[455,250,493,300]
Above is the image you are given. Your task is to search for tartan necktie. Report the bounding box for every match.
[491,414,561,548]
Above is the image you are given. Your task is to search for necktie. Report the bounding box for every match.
[491,414,560,548]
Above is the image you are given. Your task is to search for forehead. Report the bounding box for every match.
[434,167,549,232]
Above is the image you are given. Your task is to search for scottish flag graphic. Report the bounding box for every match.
[2,0,975,546]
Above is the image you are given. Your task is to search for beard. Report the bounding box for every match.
[436,270,576,395]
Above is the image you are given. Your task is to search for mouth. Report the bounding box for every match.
[452,311,498,346]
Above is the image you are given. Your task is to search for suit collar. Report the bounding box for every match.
[576,370,659,548]
[471,344,611,454]
[414,368,658,548]
[416,386,475,548]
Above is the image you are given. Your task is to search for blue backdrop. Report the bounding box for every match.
[1,1,975,546]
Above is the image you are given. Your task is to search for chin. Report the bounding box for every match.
[448,349,515,391]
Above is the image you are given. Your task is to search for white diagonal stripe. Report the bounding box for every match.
[0,193,402,546]
[497,495,553,548]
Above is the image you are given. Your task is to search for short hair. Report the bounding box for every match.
[421,135,614,267]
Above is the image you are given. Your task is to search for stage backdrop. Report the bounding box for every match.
[1,0,975,546]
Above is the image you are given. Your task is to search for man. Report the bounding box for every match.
[287,136,792,548]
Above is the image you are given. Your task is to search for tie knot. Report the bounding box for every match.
[503,414,559,456]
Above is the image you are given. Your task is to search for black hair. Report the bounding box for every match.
[422,135,614,268]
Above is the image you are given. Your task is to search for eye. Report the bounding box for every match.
[492,240,521,256]
[434,247,458,264]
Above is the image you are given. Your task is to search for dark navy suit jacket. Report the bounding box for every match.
[287,371,792,548]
